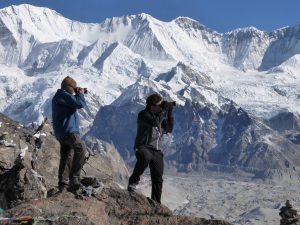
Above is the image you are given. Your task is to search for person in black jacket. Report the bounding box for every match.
[128,93,174,204]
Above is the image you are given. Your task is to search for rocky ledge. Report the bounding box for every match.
[1,188,232,225]
[0,113,232,225]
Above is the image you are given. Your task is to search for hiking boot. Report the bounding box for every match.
[47,185,67,197]
[147,197,161,205]
[58,184,68,193]
[67,186,86,200]
[127,183,137,192]
[67,183,83,196]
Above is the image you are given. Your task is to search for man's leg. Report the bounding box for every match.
[68,134,87,190]
[149,150,164,203]
[58,142,73,191]
[128,146,151,191]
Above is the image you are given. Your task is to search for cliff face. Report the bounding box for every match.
[0,113,232,225]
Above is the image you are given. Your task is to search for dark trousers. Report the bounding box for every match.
[58,133,86,188]
[128,146,164,203]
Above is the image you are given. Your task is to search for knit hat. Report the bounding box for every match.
[61,76,77,93]
[146,93,162,107]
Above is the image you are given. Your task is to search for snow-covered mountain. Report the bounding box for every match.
[0,4,300,179]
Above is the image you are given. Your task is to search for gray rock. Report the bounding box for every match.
[267,112,300,132]
[279,200,300,225]
[0,113,129,209]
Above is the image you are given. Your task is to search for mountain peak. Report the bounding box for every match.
[136,12,154,20]
[1,4,60,18]
[174,16,201,26]
[100,13,155,28]
[0,3,102,45]
[226,26,265,36]
[174,16,219,35]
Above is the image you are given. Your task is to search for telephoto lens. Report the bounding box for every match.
[160,101,176,111]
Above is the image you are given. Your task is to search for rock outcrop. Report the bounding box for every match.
[267,112,300,133]
[0,112,129,209]
[1,188,232,225]
[279,200,300,225]
[0,113,232,225]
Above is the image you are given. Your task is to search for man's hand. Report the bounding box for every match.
[161,101,176,113]
[75,87,85,94]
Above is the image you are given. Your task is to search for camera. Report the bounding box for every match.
[82,88,88,94]
[75,87,88,94]
[160,101,176,111]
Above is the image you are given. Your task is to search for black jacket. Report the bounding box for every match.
[134,108,173,150]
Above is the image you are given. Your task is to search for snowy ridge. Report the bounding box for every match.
[0,4,300,180]
[222,27,270,70]
[0,4,299,124]
[0,4,100,44]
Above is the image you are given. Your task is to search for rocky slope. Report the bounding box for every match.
[0,113,232,225]
[0,113,129,209]
[1,189,232,225]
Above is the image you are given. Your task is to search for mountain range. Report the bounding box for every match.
[0,4,300,180]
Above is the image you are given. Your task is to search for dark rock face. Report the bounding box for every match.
[267,112,300,132]
[265,112,300,176]
[87,102,143,160]
[170,100,300,178]
[177,102,300,180]
[167,101,217,170]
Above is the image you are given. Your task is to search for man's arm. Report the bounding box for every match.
[161,116,174,133]
[161,103,174,133]
[56,92,86,109]
[138,110,159,127]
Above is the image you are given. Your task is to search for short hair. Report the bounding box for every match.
[146,93,162,107]
[61,76,77,90]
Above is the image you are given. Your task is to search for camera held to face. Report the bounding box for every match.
[160,101,176,112]
[75,87,88,94]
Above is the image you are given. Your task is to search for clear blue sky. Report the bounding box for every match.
[0,0,299,33]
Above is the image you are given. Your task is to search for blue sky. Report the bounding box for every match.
[0,0,299,33]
